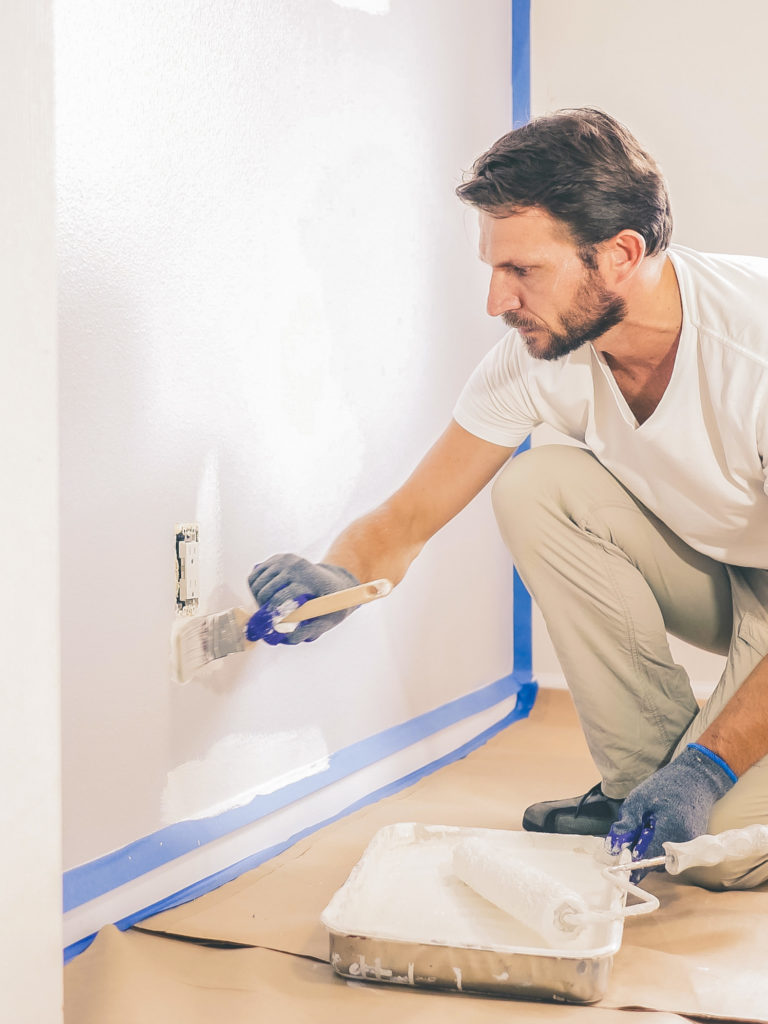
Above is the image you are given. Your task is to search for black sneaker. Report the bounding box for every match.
[522,783,624,837]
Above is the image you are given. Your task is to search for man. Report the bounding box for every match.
[249,108,768,889]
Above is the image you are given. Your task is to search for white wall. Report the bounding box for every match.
[0,2,62,1020]
[56,0,513,875]
[529,0,768,695]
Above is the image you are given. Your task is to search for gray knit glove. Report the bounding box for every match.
[607,743,737,873]
[248,554,359,645]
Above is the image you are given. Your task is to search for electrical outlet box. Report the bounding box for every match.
[175,523,200,614]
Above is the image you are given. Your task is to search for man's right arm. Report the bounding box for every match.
[249,415,520,638]
[324,419,517,585]
[247,420,517,643]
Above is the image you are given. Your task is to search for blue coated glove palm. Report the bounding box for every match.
[248,554,360,645]
[607,744,737,876]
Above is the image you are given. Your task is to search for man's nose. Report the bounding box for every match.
[487,276,522,317]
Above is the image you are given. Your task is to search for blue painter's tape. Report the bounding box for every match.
[512,0,531,128]
[63,679,537,963]
[512,437,533,676]
[63,932,99,963]
[63,671,535,913]
[510,0,533,674]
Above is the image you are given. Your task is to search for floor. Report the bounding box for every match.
[64,689,768,1023]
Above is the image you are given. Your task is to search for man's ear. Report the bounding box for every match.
[600,230,646,285]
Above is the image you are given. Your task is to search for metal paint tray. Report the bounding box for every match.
[321,822,633,1004]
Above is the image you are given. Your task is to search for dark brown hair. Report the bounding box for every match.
[456,108,672,257]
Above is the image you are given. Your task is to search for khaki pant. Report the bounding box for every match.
[492,444,768,889]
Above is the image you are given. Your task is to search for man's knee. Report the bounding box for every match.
[492,443,591,517]
[491,444,598,552]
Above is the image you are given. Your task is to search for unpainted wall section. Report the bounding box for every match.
[57,0,514,869]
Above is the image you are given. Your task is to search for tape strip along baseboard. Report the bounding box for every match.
[64,674,537,962]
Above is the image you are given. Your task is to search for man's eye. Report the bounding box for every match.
[513,266,530,277]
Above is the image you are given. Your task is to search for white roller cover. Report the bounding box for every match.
[452,837,589,946]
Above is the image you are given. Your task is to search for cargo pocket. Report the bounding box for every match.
[733,612,768,681]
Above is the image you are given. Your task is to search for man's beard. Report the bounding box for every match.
[503,270,627,361]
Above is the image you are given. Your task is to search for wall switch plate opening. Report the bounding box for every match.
[175,523,200,614]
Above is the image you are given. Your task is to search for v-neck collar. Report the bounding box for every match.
[590,252,690,432]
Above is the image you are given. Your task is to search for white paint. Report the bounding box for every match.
[0,2,62,1019]
[322,824,624,955]
[529,0,768,699]
[161,727,329,824]
[63,693,520,951]
[56,0,513,874]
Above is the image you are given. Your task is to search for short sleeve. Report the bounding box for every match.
[453,330,541,448]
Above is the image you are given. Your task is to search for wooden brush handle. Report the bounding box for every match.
[279,579,392,623]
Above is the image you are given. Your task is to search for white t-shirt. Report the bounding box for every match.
[454,245,768,570]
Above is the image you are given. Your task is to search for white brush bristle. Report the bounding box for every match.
[170,616,214,684]
[170,608,248,684]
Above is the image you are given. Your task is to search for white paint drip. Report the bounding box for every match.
[161,727,329,824]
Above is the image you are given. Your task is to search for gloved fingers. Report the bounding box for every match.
[245,605,277,642]
[294,610,349,644]
[251,570,311,606]
[246,592,312,643]
[607,821,642,856]
[248,554,314,599]
[631,815,657,861]
[257,584,346,646]
[248,553,299,586]
[628,815,657,882]
[247,556,361,646]
[608,813,661,882]
[262,610,346,646]
[607,799,653,854]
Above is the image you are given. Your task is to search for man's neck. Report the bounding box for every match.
[593,253,683,372]
[592,253,683,425]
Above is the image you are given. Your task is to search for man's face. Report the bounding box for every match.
[478,208,627,360]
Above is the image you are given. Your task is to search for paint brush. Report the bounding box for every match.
[171,579,392,684]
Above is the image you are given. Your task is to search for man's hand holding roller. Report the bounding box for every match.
[608,651,768,873]
[607,743,737,872]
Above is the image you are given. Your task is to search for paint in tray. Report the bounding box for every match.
[321,822,629,1003]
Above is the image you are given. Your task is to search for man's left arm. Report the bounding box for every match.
[608,652,768,863]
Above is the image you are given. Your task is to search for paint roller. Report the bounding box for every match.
[453,825,768,946]
[452,838,592,946]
